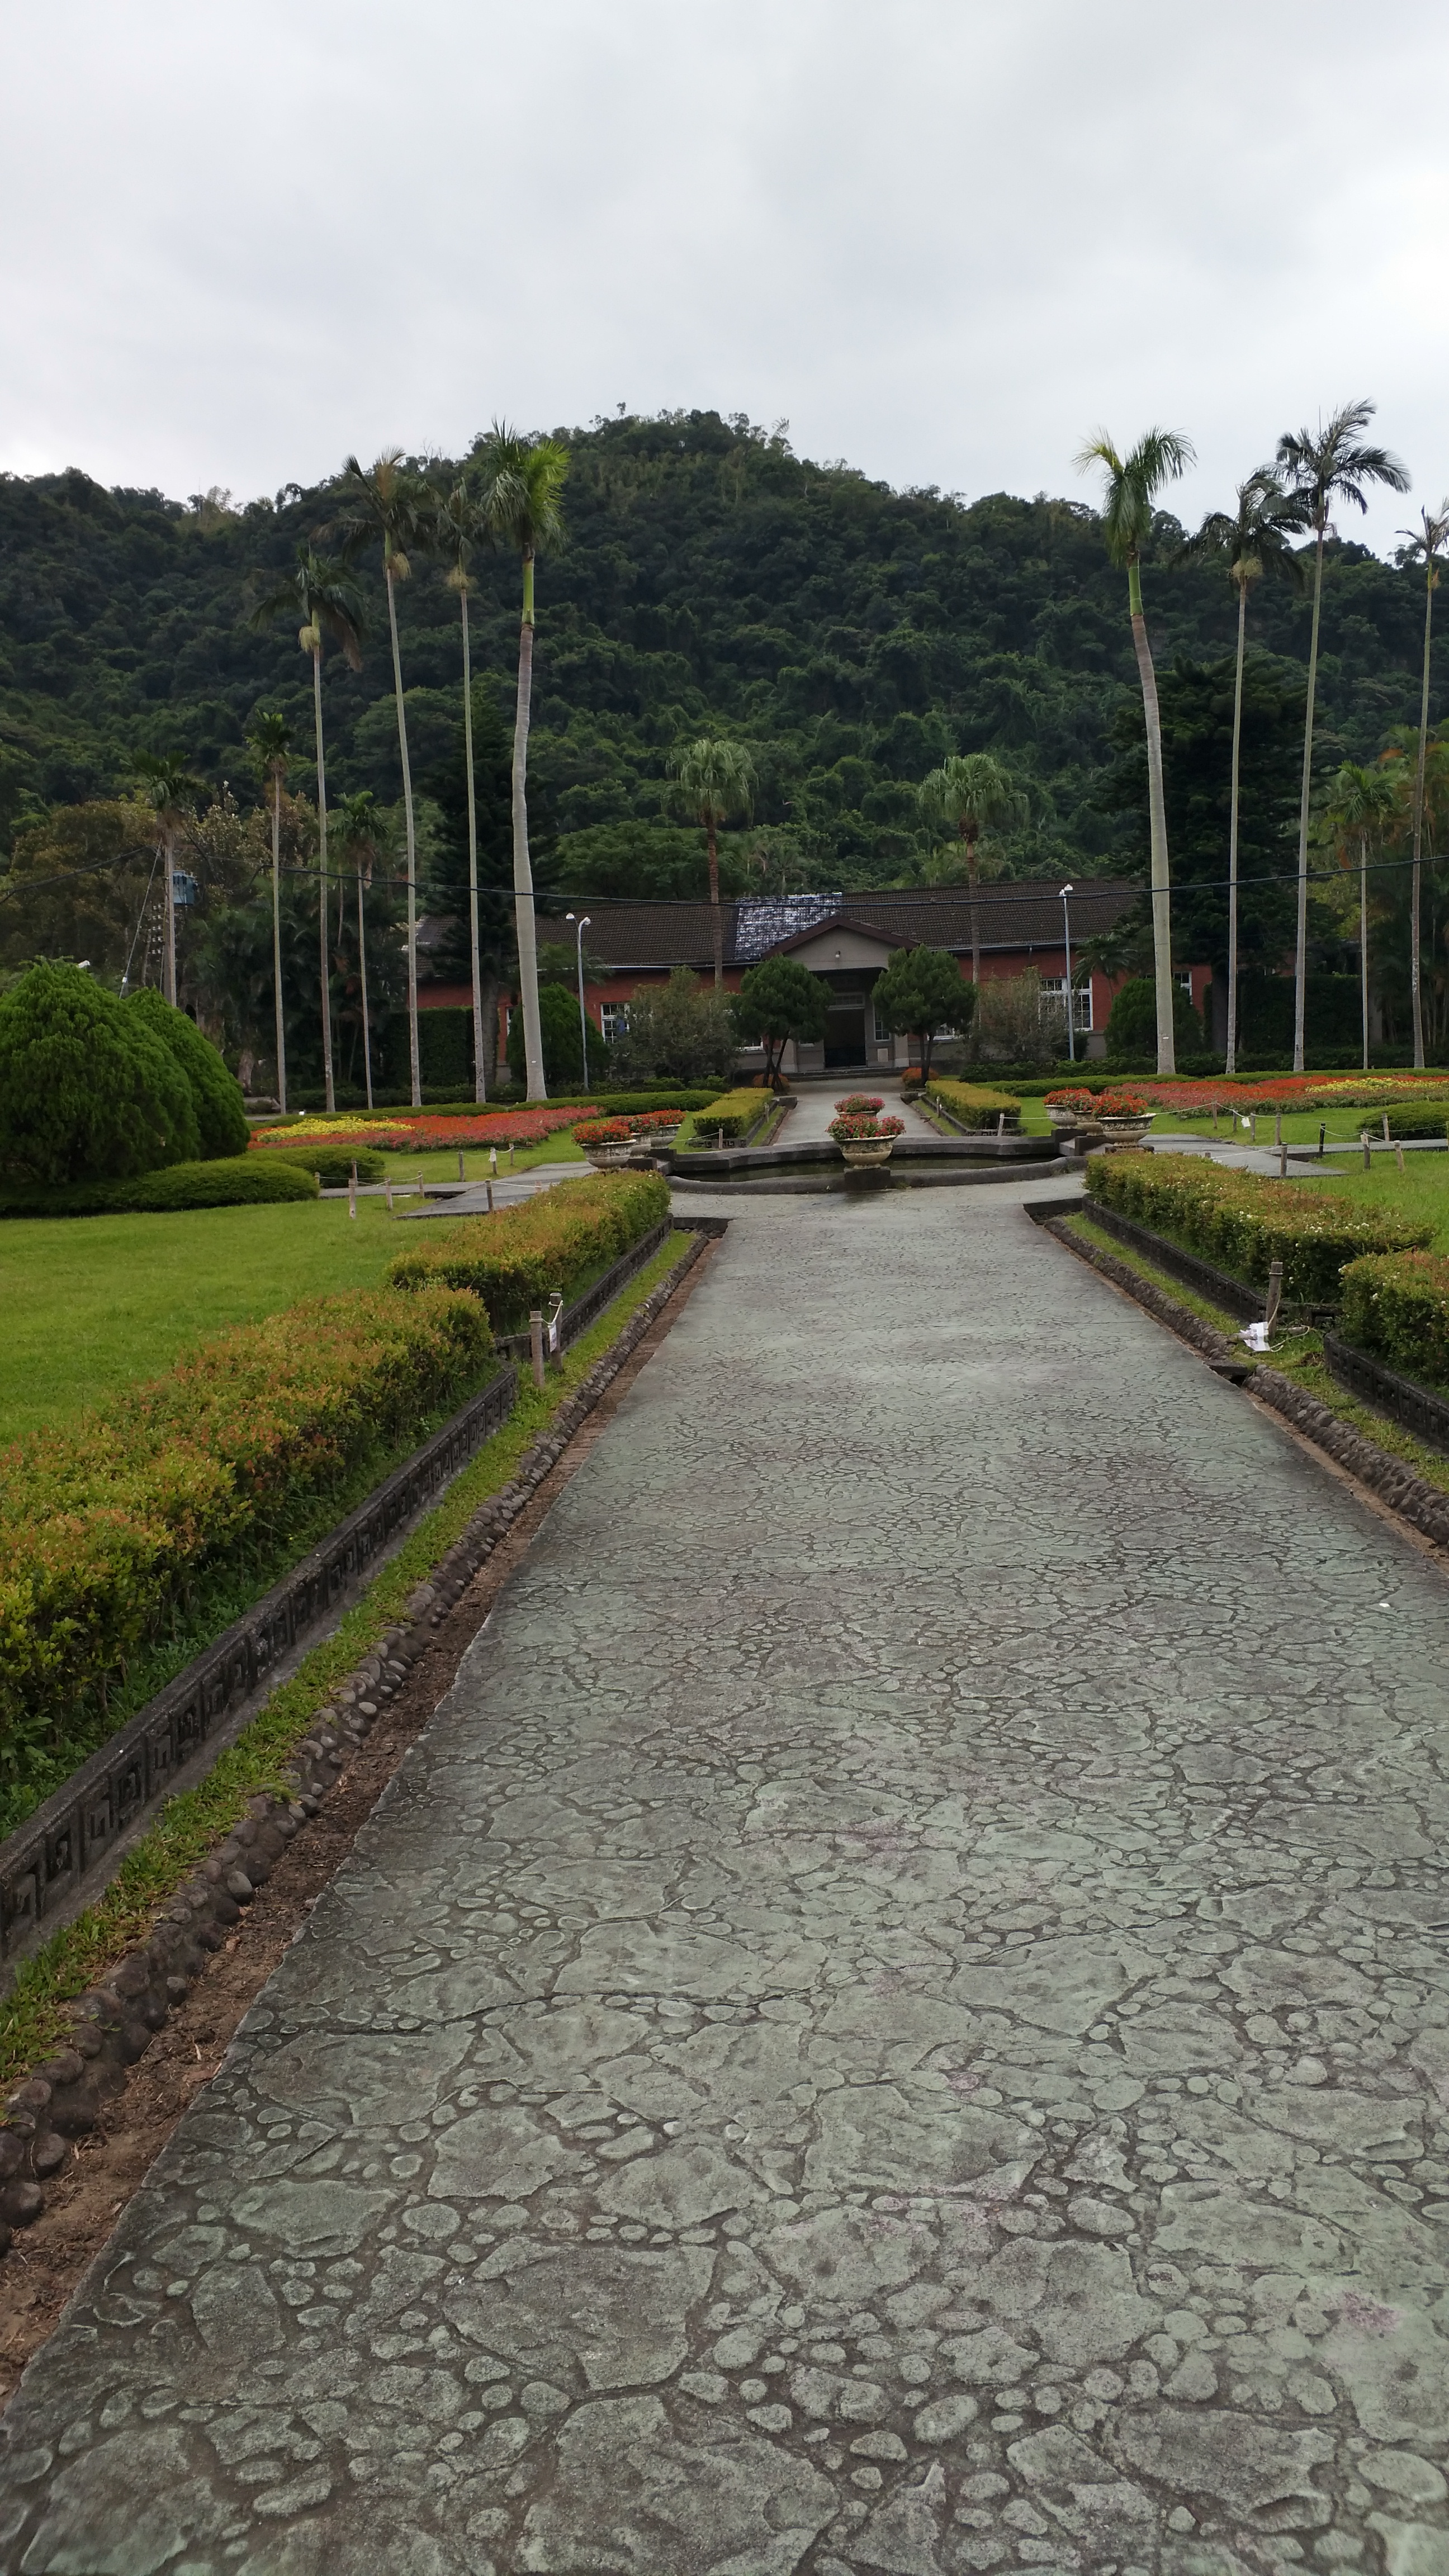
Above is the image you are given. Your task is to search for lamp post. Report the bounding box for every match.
[1059,884,1076,1064]
[566,911,593,1092]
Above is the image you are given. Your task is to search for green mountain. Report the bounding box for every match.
[1,409,1442,898]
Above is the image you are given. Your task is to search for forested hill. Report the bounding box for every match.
[1,409,1442,898]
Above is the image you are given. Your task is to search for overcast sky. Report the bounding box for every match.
[4,0,1447,557]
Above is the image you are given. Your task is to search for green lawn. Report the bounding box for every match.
[1292,1152,1449,1254]
[0,1197,414,1441]
[373,1131,586,1183]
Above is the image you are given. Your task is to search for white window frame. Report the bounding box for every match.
[600,1003,629,1045]
[1038,976,1093,1033]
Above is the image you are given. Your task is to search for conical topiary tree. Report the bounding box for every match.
[0,962,199,1184]
[123,988,249,1158]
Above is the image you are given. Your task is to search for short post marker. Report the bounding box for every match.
[349,1161,357,1221]
[385,1177,394,1213]
[529,1309,546,1391]
[1278,1135,1287,1178]
[458,1149,465,1180]
[1361,1131,1371,1169]
[1319,1123,1326,1158]
[1382,1113,1391,1144]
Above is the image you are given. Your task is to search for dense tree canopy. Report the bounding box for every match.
[3,410,1443,910]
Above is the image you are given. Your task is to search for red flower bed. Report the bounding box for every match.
[252,1107,585,1153]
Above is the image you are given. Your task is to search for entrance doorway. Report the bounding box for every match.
[823,1001,866,1068]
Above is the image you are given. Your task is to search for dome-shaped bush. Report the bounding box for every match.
[0,962,199,1184]
[124,988,249,1159]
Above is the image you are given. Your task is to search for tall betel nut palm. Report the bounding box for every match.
[1276,401,1409,1072]
[1181,471,1305,1072]
[248,546,364,1112]
[474,422,570,1100]
[333,451,430,1106]
[670,737,758,986]
[435,479,494,1100]
[1322,761,1399,1072]
[246,711,293,1112]
[917,752,1026,991]
[1076,427,1195,1074]
[1395,501,1449,1069]
[130,751,196,1007]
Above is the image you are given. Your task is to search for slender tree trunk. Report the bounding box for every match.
[1292,526,1326,1076]
[512,548,547,1100]
[965,824,982,987]
[1129,558,1175,1077]
[1351,824,1361,1066]
[358,866,373,1110]
[707,814,723,986]
[477,967,502,1093]
[460,585,486,1101]
[312,644,335,1114]
[1410,566,1435,1071]
[1225,576,1248,1076]
[385,562,421,1109]
[163,826,177,1006]
[271,771,287,1114]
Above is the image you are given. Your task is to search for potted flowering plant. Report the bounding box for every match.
[627,1107,683,1146]
[1095,1089,1156,1148]
[1043,1087,1100,1133]
[835,1093,885,1115]
[574,1116,638,1169]
[828,1110,906,1167]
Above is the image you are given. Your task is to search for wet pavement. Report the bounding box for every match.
[3,1181,1448,2575]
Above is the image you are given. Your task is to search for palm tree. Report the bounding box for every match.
[1322,762,1399,1070]
[248,547,364,1111]
[1076,427,1195,1074]
[1276,402,1410,1072]
[130,752,196,1005]
[473,423,570,1100]
[1180,471,1305,1071]
[917,752,1026,993]
[333,792,383,1109]
[1394,503,1449,1069]
[434,479,493,1101]
[669,737,758,986]
[246,711,292,1111]
[333,451,430,1106]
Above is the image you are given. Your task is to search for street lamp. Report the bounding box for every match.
[565,912,593,1092]
[1059,885,1076,1063]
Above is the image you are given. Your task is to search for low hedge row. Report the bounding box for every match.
[679,1089,776,1145]
[1341,1251,1449,1388]
[923,1080,1022,1130]
[1086,1151,1431,1304]
[386,1168,670,1330]
[0,1285,494,1815]
[270,1145,387,1186]
[0,1157,319,1219]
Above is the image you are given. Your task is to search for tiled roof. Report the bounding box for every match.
[538,880,1139,970]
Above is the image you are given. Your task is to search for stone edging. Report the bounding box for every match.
[1036,1209,1449,1555]
[0,1223,721,2260]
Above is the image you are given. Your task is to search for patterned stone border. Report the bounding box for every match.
[0,1220,723,2257]
[1037,1209,1449,1555]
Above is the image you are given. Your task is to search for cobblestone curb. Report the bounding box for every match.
[1041,1209,1449,1554]
[0,1226,718,2258]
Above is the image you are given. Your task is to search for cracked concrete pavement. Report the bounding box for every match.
[3,1182,1449,2575]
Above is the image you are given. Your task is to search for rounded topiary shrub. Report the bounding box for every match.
[1105,976,1203,1063]
[123,988,250,1159]
[266,1144,387,1186]
[0,961,200,1185]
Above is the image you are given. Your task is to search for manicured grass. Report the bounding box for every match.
[0,1197,414,1440]
[375,1131,586,1182]
[0,1230,695,2089]
[1292,1153,1449,1256]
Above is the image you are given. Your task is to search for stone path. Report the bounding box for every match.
[5,1182,1449,2575]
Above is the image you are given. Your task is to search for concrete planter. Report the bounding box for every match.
[1100,1115,1154,1149]
[583,1145,638,1171]
[840,1139,896,1167]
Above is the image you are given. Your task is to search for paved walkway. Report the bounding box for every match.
[5,1183,1449,2574]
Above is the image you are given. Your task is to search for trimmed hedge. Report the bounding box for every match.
[679,1089,778,1145]
[923,1080,1022,1130]
[387,1168,670,1331]
[124,989,250,1159]
[1086,1150,1431,1304]
[270,1145,387,1186]
[0,1157,320,1218]
[0,1285,494,1813]
[1341,1250,1449,1388]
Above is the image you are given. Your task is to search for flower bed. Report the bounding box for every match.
[386,1169,670,1331]
[835,1093,884,1114]
[0,1286,494,1822]
[1087,1075,1449,1119]
[251,1107,586,1153]
[1086,1150,1431,1304]
[1340,1249,1449,1389]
